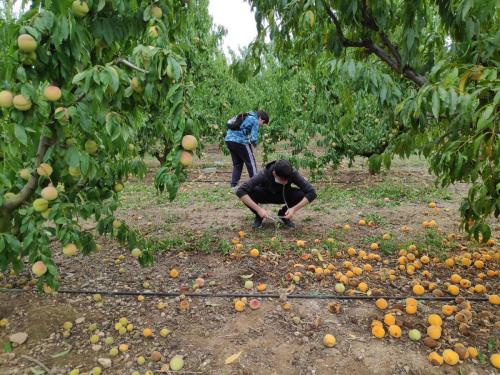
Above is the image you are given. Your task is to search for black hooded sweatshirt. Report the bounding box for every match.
[236,161,317,203]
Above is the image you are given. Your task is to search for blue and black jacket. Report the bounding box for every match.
[224,112,260,145]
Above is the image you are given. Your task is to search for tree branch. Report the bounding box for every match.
[2,134,53,212]
[115,59,149,74]
[325,8,365,48]
[325,7,426,87]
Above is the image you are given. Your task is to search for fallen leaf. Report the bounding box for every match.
[225,351,242,365]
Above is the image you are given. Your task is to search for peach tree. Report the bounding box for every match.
[248,0,498,239]
[0,0,198,290]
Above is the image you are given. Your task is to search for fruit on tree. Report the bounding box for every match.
[41,186,58,201]
[169,355,184,371]
[33,198,49,212]
[55,107,69,122]
[37,163,53,177]
[13,94,32,111]
[63,243,78,256]
[0,90,13,108]
[114,183,124,193]
[17,34,37,52]
[19,168,31,181]
[179,151,193,167]
[151,6,163,19]
[181,135,198,151]
[32,261,47,277]
[69,166,81,177]
[130,77,143,93]
[43,86,62,101]
[148,26,159,38]
[72,0,89,17]
[85,139,98,154]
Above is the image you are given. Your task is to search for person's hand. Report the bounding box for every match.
[257,208,270,219]
[284,207,296,219]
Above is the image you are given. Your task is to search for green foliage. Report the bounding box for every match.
[246,0,498,237]
[0,0,196,290]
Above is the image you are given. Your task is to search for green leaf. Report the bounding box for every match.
[3,341,12,353]
[477,105,493,130]
[431,90,440,119]
[14,125,28,146]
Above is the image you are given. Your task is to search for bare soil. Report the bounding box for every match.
[0,146,498,375]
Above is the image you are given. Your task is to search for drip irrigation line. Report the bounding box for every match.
[0,288,489,302]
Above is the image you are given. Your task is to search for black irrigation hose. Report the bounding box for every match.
[0,288,490,302]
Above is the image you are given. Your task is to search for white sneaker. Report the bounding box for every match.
[231,186,238,194]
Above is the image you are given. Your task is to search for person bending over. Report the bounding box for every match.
[236,160,316,229]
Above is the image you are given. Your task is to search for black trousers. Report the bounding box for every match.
[226,141,257,187]
[245,186,305,218]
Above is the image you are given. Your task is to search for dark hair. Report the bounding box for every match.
[274,160,293,180]
[257,110,269,124]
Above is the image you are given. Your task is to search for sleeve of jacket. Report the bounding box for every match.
[250,119,260,144]
[236,170,265,198]
[292,172,317,202]
[240,115,255,136]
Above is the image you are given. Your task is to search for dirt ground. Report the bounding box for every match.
[0,145,499,375]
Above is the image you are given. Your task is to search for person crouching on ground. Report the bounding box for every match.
[235,159,317,229]
[225,110,269,192]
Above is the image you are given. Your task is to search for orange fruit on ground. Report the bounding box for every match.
[118,344,129,352]
[282,302,291,311]
[371,320,383,328]
[490,353,500,369]
[413,284,425,296]
[473,284,486,293]
[428,202,436,208]
[406,297,417,306]
[428,351,443,366]
[474,260,484,269]
[143,328,153,337]
[428,314,442,326]
[249,248,259,257]
[296,240,305,248]
[459,278,471,288]
[427,325,442,340]
[445,258,455,267]
[169,268,179,278]
[347,247,356,256]
[489,294,500,305]
[257,283,267,292]
[234,300,245,312]
[442,349,459,365]
[238,230,245,238]
[358,282,368,292]
[371,325,385,338]
[447,285,460,296]
[450,274,461,283]
[323,334,336,347]
[370,243,379,250]
[358,219,366,225]
[375,298,388,310]
[384,313,395,326]
[420,255,430,264]
[363,264,372,272]
[388,324,402,338]
[406,304,417,315]
[467,347,478,359]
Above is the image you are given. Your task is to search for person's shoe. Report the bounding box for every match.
[230,186,238,194]
[252,216,263,229]
[280,218,296,229]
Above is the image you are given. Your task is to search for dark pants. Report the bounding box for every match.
[226,141,257,187]
[246,186,305,218]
